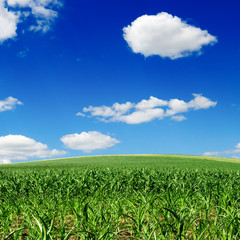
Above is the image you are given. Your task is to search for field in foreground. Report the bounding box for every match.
[1,155,240,239]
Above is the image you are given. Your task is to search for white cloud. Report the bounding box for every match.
[77,94,217,124]
[188,93,217,110]
[7,0,31,7]
[76,112,85,117]
[166,99,189,116]
[123,12,217,59]
[171,115,186,122]
[0,2,19,42]
[0,0,62,43]
[0,159,12,164]
[0,134,66,163]
[61,131,120,153]
[136,96,168,110]
[235,143,240,149]
[204,142,240,157]
[83,106,116,117]
[0,96,23,112]
[118,108,164,124]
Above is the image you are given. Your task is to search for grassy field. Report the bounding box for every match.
[1,154,240,239]
[1,154,240,170]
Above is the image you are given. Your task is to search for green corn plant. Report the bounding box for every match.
[33,215,54,240]
[3,227,25,240]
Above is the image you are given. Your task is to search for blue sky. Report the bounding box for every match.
[0,0,240,163]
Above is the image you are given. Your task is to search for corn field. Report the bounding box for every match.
[1,168,240,239]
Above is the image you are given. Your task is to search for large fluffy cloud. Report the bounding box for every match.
[77,94,217,124]
[0,0,62,43]
[123,12,217,59]
[0,135,66,163]
[204,143,240,157]
[60,131,120,153]
[0,96,23,112]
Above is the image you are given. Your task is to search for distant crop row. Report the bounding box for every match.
[1,168,240,239]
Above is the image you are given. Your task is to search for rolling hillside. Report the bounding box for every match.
[1,154,240,170]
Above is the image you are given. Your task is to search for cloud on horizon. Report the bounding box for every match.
[0,134,66,164]
[0,0,62,43]
[204,142,240,157]
[77,94,217,124]
[0,96,23,112]
[123,12,217,59]
[61,131,120,153]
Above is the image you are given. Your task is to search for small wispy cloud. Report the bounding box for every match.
[0,0,62,43]
[17,47,29,58]
[0,96,23,112]
[77,94,217,124]
[204,142,240,157]
[232,104,240,111]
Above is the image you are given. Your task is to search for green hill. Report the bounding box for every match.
[1,154,240,170]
